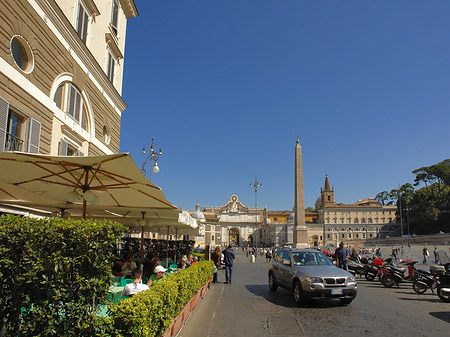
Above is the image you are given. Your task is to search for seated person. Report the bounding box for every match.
[122,254,137,277]
[178,257,188,269]
[187,254,195,266]
[112,258,125,276]
[148,265,167,286]
[120,268,149,296]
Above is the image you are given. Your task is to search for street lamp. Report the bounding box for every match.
[141,138,162,182]
[249,177,262,251]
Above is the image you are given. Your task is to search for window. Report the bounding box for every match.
[361,218,366,224]
[341,218,344,223]
[368,218,373,224]
[0,97,40,153]
[107,51,115,83]
[334,211,337,216]
[102,124,111,144]
[10,35,34,73]
[54,82,88,131]
[348,218,352,224]
[326,218,330,224]
[110,0,119,35]
[341,234,345,239]
[212,235,214,241]
[356,233,359,238]
[328,195,331,201]
[327,234,331,239]
[354,218,359,224]
[273,217,278,222]
[76,2,89,43]
[59,139,84,156]
[334,218,337,224]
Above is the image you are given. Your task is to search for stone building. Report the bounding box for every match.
[189,195,263,248]
[1,0,138,157]
[308,175,399,248]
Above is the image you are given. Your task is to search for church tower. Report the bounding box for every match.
[316,175,335,209]
[293,136,308,248]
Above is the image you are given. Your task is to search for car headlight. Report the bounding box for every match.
[347,276,356,283]
[305,276,323,283]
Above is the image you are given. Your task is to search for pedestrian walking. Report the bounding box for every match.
[222,244,235,284]
[423,247,429,264]
[392,248,397,261]
[335,242,349,270]
[211,246,221,283]
[433,246,440,264]
[265,249,272,262]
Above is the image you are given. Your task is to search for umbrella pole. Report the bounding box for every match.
[141,212,145,269]
[166,226,169,268]
[174,228,178,265]
[82,167,89,219]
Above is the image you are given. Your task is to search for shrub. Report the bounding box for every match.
[0,215,126,336]
[109,261,213,336]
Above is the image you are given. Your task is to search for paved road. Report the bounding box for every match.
[179,249,450,337]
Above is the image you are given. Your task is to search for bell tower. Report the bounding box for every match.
[320,175,335,207]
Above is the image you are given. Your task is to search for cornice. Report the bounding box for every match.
[120,0,139,18]
[35,0,127,113]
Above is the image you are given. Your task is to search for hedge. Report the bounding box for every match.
[0,215,126,336]
[108,260,214,337]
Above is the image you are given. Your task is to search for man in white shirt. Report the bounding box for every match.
[121,268,149,296]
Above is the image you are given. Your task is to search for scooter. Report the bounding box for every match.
[347,257,366,278]
[381,260,419,288]
[437,273,450,303]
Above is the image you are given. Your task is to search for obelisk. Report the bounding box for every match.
[293,136,308,248]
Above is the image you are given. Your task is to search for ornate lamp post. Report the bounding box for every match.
[249,177,262,252]
[141,138,162,182]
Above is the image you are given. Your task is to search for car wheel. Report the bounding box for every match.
[293,281,309,304]
[381,275,396,288]
[268,272,278,291]
[412,280,428,294]
[339,298,353,305]
[437,280,450,303]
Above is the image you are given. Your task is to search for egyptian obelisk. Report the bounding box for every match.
[293,135,308,248]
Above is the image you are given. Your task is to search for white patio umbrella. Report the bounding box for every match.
[0,152,177,218]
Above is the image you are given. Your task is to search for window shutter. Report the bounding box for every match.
[0,97,8,152]
[28,118,41,153]
[59,139,68,155]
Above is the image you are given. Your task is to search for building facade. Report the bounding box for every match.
[1,0,138,156]
[309,175,399,247]
[189,195,263,248]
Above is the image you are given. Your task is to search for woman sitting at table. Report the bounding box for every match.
[178,257,188,270]
[148,265,167,286]
[112,258,126,276]
[122,254,137,278]
[120,268,149,296]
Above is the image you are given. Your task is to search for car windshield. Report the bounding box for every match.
[292,251,332,266]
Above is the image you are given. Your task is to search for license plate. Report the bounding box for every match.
[330,289,343,294]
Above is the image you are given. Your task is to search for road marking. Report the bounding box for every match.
[206,286,225,337]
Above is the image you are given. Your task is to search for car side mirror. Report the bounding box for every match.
[283,259,291,266]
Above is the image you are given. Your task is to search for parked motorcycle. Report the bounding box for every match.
[437,273,450,303]
[365,257,392,282]
[347,257,366,277]
[381,260,419,288]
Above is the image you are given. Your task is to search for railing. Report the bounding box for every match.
[4,133,24,151]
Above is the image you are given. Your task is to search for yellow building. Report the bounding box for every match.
[309,175,399,248]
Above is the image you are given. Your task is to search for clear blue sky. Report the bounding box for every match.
[119,0,450,212]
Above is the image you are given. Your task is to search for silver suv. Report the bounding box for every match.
[268,248,357,305]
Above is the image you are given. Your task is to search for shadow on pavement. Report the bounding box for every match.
[429,311,450,323]
[398,297,441,303]
[244,285,348,309]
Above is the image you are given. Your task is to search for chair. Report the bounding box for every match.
[112,275,121,286]
[120,276,133,287]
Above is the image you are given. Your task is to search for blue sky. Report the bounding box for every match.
[119,0,450,212]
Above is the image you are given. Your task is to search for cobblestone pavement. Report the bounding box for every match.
[178,247,450,337]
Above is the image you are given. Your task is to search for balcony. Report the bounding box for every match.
[4,133,24,152]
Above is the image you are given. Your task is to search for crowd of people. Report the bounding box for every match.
[111,252,201,297]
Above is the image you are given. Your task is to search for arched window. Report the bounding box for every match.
[54,82,89,131]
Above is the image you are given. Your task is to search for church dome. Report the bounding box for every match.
[315,196,321,204]
[192,202,205,222]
